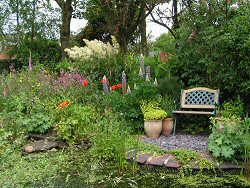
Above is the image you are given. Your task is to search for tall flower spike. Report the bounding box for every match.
[102,75,109,95]
[134,83,137,90]
[122,71,127,94]
[140,54,145,77]
[29,50,33,72]
[146,66,151,82]
[154,78,158,86]
[139,67,143,77]
[127,85,131,94]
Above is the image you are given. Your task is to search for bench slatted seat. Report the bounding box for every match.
[172,87,219,136]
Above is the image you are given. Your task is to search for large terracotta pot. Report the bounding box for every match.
[144,120,162,138]
[162,118,174,136]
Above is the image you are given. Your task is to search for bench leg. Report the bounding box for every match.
[173,115,177,136]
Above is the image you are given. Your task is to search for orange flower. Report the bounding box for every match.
[160,52,172,63]
[117,83,122,89]
[83,80,89,86]
[59,100,69,108]
[111,85,117,90]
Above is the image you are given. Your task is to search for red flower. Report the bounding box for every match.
[111,85,117,90]
[59,100,69,108]
[117,83,122,89]
[83,80,89,86]
[102,79,107,83]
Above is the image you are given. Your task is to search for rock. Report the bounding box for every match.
[148,155,170,166]
[25,145,34,153]
[136,154,153,164]
[23,140,59,153]
[49,148,57,152]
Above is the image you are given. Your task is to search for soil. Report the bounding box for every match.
[143,133,210,154]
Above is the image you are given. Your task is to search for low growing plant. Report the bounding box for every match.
[208,117,245,161]
[140,100,167,120]
[54,103,97,144]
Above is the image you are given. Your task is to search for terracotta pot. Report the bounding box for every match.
[162,118,174,136]
[144,120,162,138]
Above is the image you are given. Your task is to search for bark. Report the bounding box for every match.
[172,0,179,30]
[0,28,7,50]
[139,8,148,55]
[55,0,73,59]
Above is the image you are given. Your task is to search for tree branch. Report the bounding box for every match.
[54,0,64,8]
[150,12,176,38]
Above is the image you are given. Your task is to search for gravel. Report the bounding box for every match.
[143,133,210,154]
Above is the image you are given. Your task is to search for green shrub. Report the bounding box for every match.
[54,104,98,144]
[172,2,250,113]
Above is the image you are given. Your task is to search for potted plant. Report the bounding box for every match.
[161,97,175,136]
[140,100,167,138]
[157,74,181,136]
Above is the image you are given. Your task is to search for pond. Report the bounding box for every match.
[1,149,248,188]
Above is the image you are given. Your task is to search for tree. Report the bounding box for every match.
[83,0,158,55]
[54,0,73,59]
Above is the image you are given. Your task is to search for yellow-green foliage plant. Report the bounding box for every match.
[140,100,167,120]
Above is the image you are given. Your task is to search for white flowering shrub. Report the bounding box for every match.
[65,36,119,60]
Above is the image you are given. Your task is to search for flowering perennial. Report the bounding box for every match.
[102,75,109,95]
[29,51,33,72]
[122,71,127,93]
[65,36,119,60]
[59,100,69,108]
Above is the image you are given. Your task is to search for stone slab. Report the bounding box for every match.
[165,156,181,168]
[136,154,153,164]
[219,161,243,169]
[147,155,170,166]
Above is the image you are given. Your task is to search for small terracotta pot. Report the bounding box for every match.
[162,118,174,136]
[144,120,162,138]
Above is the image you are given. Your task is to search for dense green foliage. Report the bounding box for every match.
[208,99,249,161]
[170,2,250,112]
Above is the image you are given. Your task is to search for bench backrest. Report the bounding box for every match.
[180,87,219,109]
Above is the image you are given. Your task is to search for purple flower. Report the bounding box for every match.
[102,75,109,95]
[140,54,145,77]
[146,66,151,82]
[29,51,33,72]
[122,71,126,93]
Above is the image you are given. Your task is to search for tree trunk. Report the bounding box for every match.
[55,0,73,59]
[0,28,6,50]
[139,8,148,56]
[60,1,73,59]
[173,0,179,30]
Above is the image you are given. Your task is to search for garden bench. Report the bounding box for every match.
[172,87,219,136]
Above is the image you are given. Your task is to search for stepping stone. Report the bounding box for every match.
[24,140,59,153]
[219,161,243,169]
[136,154,153,164]
[189,161,200,170]
[147,155,170,166]
[164,155,181,168]
[204,155,216,164]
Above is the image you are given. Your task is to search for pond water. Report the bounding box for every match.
[38,151,250,188]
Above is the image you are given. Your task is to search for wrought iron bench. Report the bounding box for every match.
[172,87,219,135]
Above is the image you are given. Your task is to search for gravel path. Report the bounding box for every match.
[143,133,209,154]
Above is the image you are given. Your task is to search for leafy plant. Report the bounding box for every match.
[208,117,245,161]
[221,96,244,119]
[140,100,167,120]
[54,104,97,144]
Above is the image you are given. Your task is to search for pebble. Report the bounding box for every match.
[143,133,209,154]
